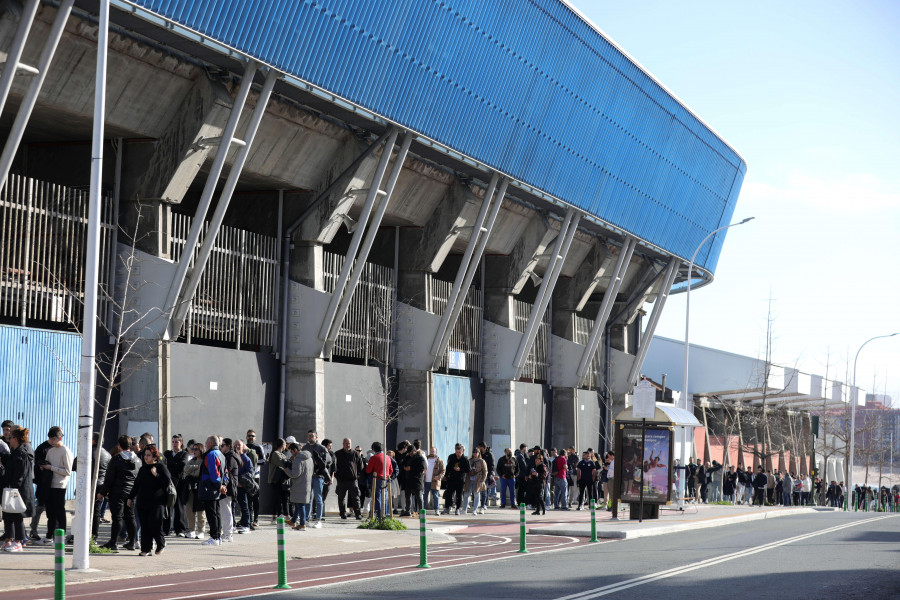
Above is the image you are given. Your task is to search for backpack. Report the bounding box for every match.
[239,471,259,495]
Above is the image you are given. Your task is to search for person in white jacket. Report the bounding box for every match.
[38,427,73,543]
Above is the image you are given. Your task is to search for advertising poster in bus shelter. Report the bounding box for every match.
[620,427,672,503]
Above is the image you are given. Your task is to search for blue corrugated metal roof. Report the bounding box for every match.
[126,0,746,273]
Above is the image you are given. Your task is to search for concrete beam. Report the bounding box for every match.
[398,179,474,275]
[133,77,233,203]
[552,239,608,339]
[484,214,556,298]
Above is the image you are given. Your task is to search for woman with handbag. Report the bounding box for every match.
[128,445,172,556]
[2,427,34,552]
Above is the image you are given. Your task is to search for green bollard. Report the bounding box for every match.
[589,499,599,543]
[518,503,528,553]
[54,529,64,600]
[274,517,290,589]
[417,509,430,568]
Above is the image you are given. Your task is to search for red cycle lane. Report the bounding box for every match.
[13,530,602,600]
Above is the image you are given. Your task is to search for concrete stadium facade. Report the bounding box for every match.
[0,0,746,459]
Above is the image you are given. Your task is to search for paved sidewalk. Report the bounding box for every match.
[532,503,838,539]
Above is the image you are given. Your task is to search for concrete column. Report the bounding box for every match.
[483,379,515,449]
[284,356,325,436]
[397,369,432,449]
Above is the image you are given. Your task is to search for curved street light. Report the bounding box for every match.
[680,217,754,472]
[847,332,899,510]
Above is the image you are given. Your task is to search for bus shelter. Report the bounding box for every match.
[611,402,702,520]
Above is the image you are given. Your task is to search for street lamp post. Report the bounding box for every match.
[681,217,754,482]
[848,332,899,510]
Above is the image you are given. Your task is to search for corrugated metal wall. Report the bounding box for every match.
[432,374,472,462]
[129,0,745,272]
[0,325,81,499]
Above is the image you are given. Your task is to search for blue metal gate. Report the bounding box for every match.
[0,325,81,498]
[432,374,472,462]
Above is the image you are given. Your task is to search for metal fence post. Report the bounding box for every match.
[417,509,430,568]
[589,499,598,543]
[518,503,528,553]
[54,528,65,600]
[274,517,290,589]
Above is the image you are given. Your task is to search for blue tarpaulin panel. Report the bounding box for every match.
[432,374,472,462]
[129,0,746,272]
[0,325,81,499]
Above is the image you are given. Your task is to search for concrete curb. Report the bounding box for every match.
[534,507,820,540]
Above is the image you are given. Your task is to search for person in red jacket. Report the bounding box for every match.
[365,442,393,517]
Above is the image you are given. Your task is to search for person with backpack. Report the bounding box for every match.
[199,436,227,546]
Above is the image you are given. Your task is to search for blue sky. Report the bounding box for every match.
[571,1,900,402]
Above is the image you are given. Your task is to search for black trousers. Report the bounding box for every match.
[170,494,189,534]
[136,503,166,553]
[270,482,289,517]
[45,488,67,536]
[516,477,527,505]
[107,494,136,546]
[444,481,464,510]
[3,513,25,542]
[336,480,360,516]
[204,498,222,539]
[578,481,595,505]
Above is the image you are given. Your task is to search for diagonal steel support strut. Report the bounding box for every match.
[575,235,636,387]
[429,173,506,369]
[322,131,413,358]
[0,0,74,197]
[169,67,280,336]
[318,128,400,344]
[513,208,581,379]
[626,257,679,387]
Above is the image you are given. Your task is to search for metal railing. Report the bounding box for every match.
[170,213,278,350]
[322,250,394,364]
[0,173,115,329]
[426,274,483,374]
[513,298,550,381]
[573,314,602,389]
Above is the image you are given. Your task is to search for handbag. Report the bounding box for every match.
[2,487,27,514]
[166,480,178,509]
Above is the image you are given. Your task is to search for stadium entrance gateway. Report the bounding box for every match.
[611,399,701,520]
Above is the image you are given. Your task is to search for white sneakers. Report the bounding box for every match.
[236,527,251,534]
[202,538,220,546]
[312,521,322,529]
[2,541,23,552]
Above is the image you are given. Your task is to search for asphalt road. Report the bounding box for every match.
[242,512,900,600]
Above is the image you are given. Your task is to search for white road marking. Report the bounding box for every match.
[552,514,896,600]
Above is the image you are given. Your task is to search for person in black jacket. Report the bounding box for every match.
[515,445,529,507]
[442,444,470,515]
[129,445,172,556]
[73,432,111,540]
[98,435,140,551]
[404,447,427,515]
[497,448,519,508]
[2,426,34,552]
[752,466,768,506]
[334,438,364,520]
[220,438,241,541]
[28,432,54,542]
[163,434,190,536]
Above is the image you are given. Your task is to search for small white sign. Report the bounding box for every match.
[345,394,352,403]
[633,380,656,419]
[209,381,218,391]
[523,398,528,405]
[580,404,584,411]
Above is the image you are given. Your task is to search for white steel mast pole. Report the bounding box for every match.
[73,0,109,570]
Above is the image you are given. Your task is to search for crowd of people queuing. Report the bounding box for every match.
[4,418,898,555]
